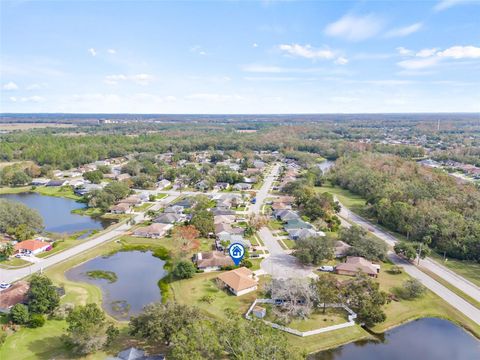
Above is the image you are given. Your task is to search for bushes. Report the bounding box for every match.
[401,279,426,299]
[10,304,30,325]
[28,314,46,328]
[172,261,196,280]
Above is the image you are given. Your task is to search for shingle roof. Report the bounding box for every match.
[217,267,257,292]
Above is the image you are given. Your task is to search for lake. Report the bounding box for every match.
[310,318,480,360]
[0,192,111,233]
[66,250,167,320]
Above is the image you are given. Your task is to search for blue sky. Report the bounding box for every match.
[1,0,479,113]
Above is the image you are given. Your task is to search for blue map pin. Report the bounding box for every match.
[229,243,245,266]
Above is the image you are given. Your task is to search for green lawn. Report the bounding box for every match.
[316,182,366,213]
[35,186,82,201]
[133,202,153,212]
[0,257,30,267]
[429,252,480,288]
[265,307,348,331]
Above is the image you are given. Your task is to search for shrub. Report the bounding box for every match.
[28,314,46,328]
[172,260,196,279]
[389,266,403,275]
[10,303,30,325]
[401,279,426,299]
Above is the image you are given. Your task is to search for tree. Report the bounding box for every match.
[10,304,30,325]
[0,199,43,235]
[96,165,111,174]
[65,303,117,355]
[172,260,196,279]
[27,274,60,315]
[341,273,387,327]
[83,170,104,184]
[129,302,201,345]
[86,190,115,211]
[172,225,200,256]
[170,320,223,360]
[190,210,214,237]
[294,236,334,265]
[341,226,387,261]
[401,279,426,299]
[1,242,15,258]
[394,241,417,261]
[103,181,130,201]
[314,274,340,314]
[28,313,45,328]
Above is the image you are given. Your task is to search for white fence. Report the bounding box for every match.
[245,299,357,337]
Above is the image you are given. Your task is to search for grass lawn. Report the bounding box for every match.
[316,182,366,214]
[283,239,296,249]
[429,252,480,288]
[0,186,31,194]
[0,257,30,267]
[155,193,168,200]
[133,202,153,212]
[265,307,348,331]
[35,186,82,201]
[268,219,284,231]
[169,272,263,319]
[71,207,104,216]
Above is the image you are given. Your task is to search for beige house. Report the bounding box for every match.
[335,256,380,277]
[110,203,131,214]
[194,251,234,272]
[133,223,172,238]
[217,267,258,296]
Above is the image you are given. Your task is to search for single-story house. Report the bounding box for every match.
[217,234,251,251]
[195,180,210,191]
[46,179,68,187]
[194,251,234,271]
[217,267,258,296]
[334,240,352,258]
[133,223,172,238]
[122,195,143,206]
[274,210,300,222]
[14,239,51,255]
[214,215,236,225]
[153,213,185,224]
[335,256,380,277]
[109,203,131,214]
[74,183,103,196]
[31,178,50,186]
[271,202,291,211]
[156,179,171,189]
[287,228,325,241]
[107,347,165,360]
[283,219,313,231]
[233,183,252,191]
[164,205,184,214]
[215,223,244,237]
[215,182,230,190]
[0,281,29,313]
[175,198,195,209]
[212,208,236,216]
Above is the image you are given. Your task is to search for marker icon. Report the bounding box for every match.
[229,243,245,266]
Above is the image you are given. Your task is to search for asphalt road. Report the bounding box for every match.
[337,199,480,325]
[0,194,179,284]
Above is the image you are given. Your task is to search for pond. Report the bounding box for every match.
[0,192,112,233]
[66,250,167,320]
[309,318,480,360]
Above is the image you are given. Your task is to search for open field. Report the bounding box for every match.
[0,123,76,131]
[0,185,82,201]
[429,252,480,288]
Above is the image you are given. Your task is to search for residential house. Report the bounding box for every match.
[274,209,300,222]
[0,281,29,313]
[334,241,352,258]
[212,208,236,216]
[214,182,230,190]
[109,203,131,214]
[122,195,143,206]
[217,234,251,251]
[214,215,236,225]
[107,347,165,360]
[287,228,325,241]
[335,256,380,277]
[215,223,244,237]
[194,251,234,271]
[175,198,196,209]
[233,183,252,191]
[153,213,185,224]
[46,179,67,187]
[133,223,172,238]
[156,179,171,189]
[14,239,51,255]
[164,205,184,214]
[195,180,210,192]
[271,202,291,211]
[30,178,50,186]
[253,160,266,169]
[216,267,258,296]
[74,183,102,196]
[283,219,312,231]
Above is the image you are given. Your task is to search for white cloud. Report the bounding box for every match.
[88,48,97,56]
[190,45,207,56]
[107,49,117,54]
[437,45,480,59]
[186,93,245,102]
[253,43,259,48]
[9,97,17,102]
[26,83,44,90]
[3,81,18,90]
[325,14,384,41]
[20,96,46,103]
[334,57,349,65]
[397,47,413,56]
[397,57,441,70]
[385,22,423,38]
[416,48,438,58]
[434,0,471,12]
[104,73,154,85]
[278,44,339,61]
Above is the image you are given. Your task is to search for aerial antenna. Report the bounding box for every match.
[437,119,440,131]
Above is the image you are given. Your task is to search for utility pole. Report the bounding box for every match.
[417,242,423,265]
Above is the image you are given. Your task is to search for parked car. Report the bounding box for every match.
[251,198,257,204]
[318,265,334,272]
[0,282,11,290]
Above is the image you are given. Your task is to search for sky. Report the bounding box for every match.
[1,0,480,114]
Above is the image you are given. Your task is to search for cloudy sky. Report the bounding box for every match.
[1,0,479,114]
